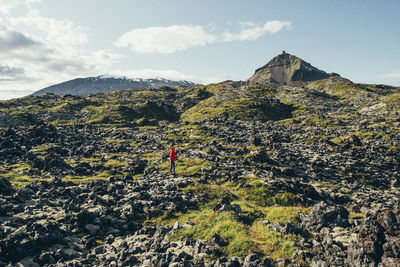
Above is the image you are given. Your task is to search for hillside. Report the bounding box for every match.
[248,51,343,84]
[0,54,399,266]
[31,76,197,96]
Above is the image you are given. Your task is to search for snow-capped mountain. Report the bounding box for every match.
[31,75,199,96]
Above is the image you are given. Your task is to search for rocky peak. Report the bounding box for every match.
[248,51,340,84]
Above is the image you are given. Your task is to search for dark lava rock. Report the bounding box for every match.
[347,209,400,266]
[378,211,398,232]
[74,162,94,176]
[0,178,14,195]
[0,68,399,266]
[248,147,274,164]
[301,201,349,232]
[348,214,386,266]
[270,222,310,238]
[213,196,232,212]
[131,159,147,174]
[43,154,71,173]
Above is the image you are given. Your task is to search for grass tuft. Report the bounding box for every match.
[157,158,213,177]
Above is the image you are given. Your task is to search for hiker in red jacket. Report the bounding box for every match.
[170,145,177,175]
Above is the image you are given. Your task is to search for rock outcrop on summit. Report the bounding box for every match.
[248,51,342,84]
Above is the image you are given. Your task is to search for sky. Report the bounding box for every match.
[0,0,399,100]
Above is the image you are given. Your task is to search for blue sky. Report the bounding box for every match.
[0,0,399,99]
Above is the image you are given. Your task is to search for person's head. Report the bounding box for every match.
[170,144,174,150]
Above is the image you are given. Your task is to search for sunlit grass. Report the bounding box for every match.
[157,158,213,176]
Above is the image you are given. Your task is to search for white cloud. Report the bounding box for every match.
[116,20,292,54]
[110,69,196,81]
[0,0,22,14]
[0,26,39,51]
[0,2,123,100]
[116,25,217,53]
[223,20,292,42]
[0,0,41,14]
[9,11,88,48]
[0,65,25,81]
[0,1,294,100]
[381,70,400,79]
[0,89,35,100]
[239,21,257,28]
[26,0,42,4]
[85,50,123,67]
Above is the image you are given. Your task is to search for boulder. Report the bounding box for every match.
[301,201,349,231]
[0,177,14,195]
[347,213,386,266]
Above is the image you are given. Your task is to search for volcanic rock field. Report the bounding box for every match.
[0,53,399,266]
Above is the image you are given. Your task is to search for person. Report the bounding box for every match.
[169,145,177,175]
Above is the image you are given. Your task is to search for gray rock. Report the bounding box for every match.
[16,257,40,267]
[301,201,349,231]
[85,224,100,235]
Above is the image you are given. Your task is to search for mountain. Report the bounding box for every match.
[0,53,399,266]
[31,75,198,96]
[248,51,343,84]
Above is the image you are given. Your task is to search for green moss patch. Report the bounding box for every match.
[165,207,303,259]
[166,124,220,148]
[149,177,308,259]
[330,131,390,145]
[349,212,364,220]
[265,206,309,225]
[180,82,295,123]
[0,163,49,188]
[250,221,301,260]
[62,175,108,183]
[223,179,302,207]
[308,79,384,99]
[181,96,294,122]
[381,92,400,112]
[103,159,129,168]
[157,158,213,176]
[169,211,260,258]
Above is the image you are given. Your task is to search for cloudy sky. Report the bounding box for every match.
[0,0,399,99]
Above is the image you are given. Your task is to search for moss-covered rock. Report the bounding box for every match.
[181,82,295,122]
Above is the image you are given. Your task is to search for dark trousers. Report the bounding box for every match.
[169,160,175,174]
[170,161,175,174]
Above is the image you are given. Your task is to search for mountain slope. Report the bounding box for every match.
[248,51,343,84]
[31,75,198,96]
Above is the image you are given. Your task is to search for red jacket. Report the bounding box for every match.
[170,147,177,161]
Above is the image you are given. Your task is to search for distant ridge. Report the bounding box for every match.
[248,51,343,84]
[32,76,198,96]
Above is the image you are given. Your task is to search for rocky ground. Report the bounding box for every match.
[0,76,399,266]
